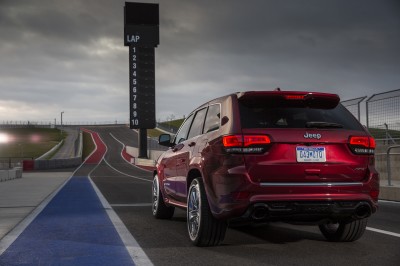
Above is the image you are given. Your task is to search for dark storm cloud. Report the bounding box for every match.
[155,0,400,117]
[0,0,399,122]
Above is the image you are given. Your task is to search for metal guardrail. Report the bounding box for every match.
[386,145,400,186]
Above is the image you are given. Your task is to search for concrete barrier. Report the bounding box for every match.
[126,146,164,165]
[126,146,139,158]
[34,157,82,170]
[0,167,22,182]
[375,145,400,181]
[76,132,83,157]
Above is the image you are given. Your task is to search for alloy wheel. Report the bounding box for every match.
[152,177,159,215]
[188,182,201,240]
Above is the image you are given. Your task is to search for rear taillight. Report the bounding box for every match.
[223,135,271,153]
[349,136,375,155]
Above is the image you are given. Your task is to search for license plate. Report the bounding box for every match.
[296,147,326,162]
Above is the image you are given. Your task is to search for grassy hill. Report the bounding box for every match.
[159,118,184,131]
[368,128,400,140]
[0,128,65,159]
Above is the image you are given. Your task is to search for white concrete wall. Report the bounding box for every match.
[375,145,400,181]
[0,167,22,182]
[126,146,164,161]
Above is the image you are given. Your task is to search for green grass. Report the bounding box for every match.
[0,128,65,159]
[82,131,95,160]
[159,118,184,129]
[368,128,400,140]
[147,128,164,138]
[43,140,65,159]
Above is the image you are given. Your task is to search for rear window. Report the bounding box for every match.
[239,103,364,131]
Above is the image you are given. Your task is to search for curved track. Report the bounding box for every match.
[85,126,400,266]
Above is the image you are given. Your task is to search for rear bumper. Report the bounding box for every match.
[230,200,375,225]
[206,165,379,221]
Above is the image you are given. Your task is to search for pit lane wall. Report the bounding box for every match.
[126,146,163,166]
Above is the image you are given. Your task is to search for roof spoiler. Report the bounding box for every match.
[237,91,340,109]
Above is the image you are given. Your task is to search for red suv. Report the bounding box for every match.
[152,91,379,246]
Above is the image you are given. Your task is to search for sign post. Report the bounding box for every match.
[124,2,159,158]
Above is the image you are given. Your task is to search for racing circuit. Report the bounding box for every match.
[0,126,399,265]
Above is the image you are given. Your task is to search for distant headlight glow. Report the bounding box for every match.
[0,133,9,143]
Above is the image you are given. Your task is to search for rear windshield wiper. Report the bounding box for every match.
[306,122,343,128]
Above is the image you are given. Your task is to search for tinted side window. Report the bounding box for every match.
[203,104,220,133]
[174,114,194,144]
[187,108,207,139]
[239,103,364,131]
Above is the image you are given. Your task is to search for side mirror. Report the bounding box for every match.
[159,134,173,147]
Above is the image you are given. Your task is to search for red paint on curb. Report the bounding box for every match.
[121,147,133,163]
[82,129,106,164]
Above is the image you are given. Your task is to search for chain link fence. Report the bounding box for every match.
[366,89,400,143]
[341,89,400,144]
[341,96,367,121]
[342,89,400,182]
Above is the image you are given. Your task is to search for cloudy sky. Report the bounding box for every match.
[0,0,399,124]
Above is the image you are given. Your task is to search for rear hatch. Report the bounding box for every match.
[236,91,374,183]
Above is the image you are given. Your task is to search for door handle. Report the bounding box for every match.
[188,142,196,147]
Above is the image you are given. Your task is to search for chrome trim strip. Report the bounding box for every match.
[260,182,363,187]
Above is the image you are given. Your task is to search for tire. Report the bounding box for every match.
[187,178,227,246]
[152,175,174,219]
[319,218,368,242]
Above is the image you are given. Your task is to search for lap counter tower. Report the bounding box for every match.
[124,2,159,158]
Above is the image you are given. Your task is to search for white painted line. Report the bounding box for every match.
[87,139,153,266]
[110,203,152,207]
[102,158,152,183]
[109,133,132,165]
[85,131,153,265]
[109,133,153,173]
[366,227,400,238]
[91,132,152,182]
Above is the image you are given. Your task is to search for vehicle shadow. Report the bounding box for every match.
[170,209,325,246]
[227,223,325,245]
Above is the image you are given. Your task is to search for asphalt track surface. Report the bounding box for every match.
[52,127,79,159]
[2,126,400,265]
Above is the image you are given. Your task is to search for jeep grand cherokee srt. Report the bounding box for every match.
[152,91,379,246]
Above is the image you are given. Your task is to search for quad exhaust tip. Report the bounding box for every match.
[251,205,269,220]
[249,202,372,221]
[354,203,372,219]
